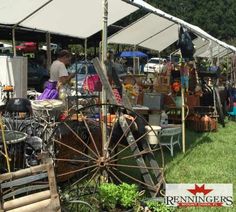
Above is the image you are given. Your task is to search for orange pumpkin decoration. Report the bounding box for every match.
[172,81,181,93]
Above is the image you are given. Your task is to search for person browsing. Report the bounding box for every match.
[50,49,75,85]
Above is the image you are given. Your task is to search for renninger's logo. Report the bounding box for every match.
[187,184,213,195]
[165,184,233,207]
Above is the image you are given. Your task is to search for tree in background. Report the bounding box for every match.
[147,0,236,45]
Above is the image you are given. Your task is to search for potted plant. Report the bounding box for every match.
[99,183,120,211]
[117,183,139,211]
[98,182,140,212]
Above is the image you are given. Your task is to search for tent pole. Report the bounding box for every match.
[226,54,229,83]
[216,44,220,85]
[101,0,108,73]
[217,44,220,66]
[133,45,136,74]
[181,86,185,153]
[0,114,11,172]
[46,32,51,70]
[233,54,235,86]
[101,0,108,180]
[12,28,16,56]
[209,41,213,65]
[11,0,53,57]
[231,54,233,85]
[10,0,54,59]
[84,38,87,61]
[99,41,102,60]
[94,42,96,58]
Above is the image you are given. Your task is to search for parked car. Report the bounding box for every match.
[28,60,49,92]
[0,42,12,54]
[143,57,167,73]
[16,42,37,53]
[40,43,61,54]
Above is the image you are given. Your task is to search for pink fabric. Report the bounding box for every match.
[113,88,122,104]
[180,65,189,76]
[83,74,102,92]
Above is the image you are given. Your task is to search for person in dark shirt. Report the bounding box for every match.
[105,50,122,95]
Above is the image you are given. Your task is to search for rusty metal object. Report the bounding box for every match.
[49,104,165,198]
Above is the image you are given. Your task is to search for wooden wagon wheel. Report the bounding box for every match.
[48,103,165,210]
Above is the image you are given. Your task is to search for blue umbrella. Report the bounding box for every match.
[119,51,148,58]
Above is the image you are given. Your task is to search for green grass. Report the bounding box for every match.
[164,119,236,211]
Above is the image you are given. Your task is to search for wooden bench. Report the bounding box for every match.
[0,163,61,212]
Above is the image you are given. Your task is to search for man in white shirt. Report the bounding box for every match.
[50,49,75,85]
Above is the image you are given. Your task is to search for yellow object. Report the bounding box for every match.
[3,85,14,91]
[124,83,139,97]
[0,114,11,172]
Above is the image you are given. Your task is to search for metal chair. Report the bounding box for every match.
[160,125,181,156]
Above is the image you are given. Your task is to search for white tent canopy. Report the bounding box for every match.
[108,13,179,52]
[198,45,231,58]
[0,0,138,39]
[192,38,232,58]
[125,0,236,52]
[0,0,50,24]
[114,0,236,57]
[0,0,234,57]
[140,23,178,52]
[193,37,209,51]
[108,12,231,57]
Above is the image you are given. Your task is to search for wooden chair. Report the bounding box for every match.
[0,163,61,212]
[160,125,181,157]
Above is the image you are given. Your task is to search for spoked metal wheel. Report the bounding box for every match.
[48,104,164,210]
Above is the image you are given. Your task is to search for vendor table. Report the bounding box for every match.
[132,105,149,115]
[133,105,162,125]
